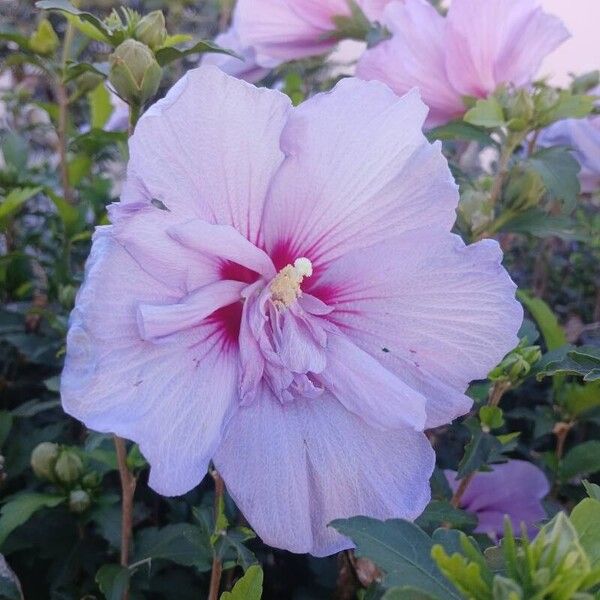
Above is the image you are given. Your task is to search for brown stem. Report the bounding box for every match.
[553,422,573,460]
[55,81,74,205]
[451,380,511,507]
[208,471,225,600]
[114,435,136,600]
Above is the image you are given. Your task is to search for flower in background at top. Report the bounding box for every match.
[446,460,550,538]
[234,0,391,65]
[61,66,522,556]
[357,0,569,127]
[538,115,600,194]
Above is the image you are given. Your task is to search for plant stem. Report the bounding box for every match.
[128,102,141,137]
[553,421,573,460]
[114,435,136,600]
[450,380,512,508]
[208,470,225,600]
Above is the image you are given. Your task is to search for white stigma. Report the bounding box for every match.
[270,257,313,309]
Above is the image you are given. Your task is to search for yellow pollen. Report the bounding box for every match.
[270,257,313,309]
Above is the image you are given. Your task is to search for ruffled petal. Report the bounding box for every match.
[313,229,522,427]
[263,78,458,269]
[62,229,239,496]
[123,66,291,246]
[214,390,433,556]
[445,0,569,97]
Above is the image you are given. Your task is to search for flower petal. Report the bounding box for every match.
[61,229,239,496]
[314,229,522,427]
[445,0,569,97]
[214,390,433,556]
[318,333,427,431]
[263,78,458,269]
[168,219,276,280]
[123,66,291,245]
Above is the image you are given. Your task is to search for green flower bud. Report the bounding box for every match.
[29,19,59,56]
[31,442,60,481]
[68,489,91,514]
[76,72,105,95]
[505,90,535,131]
[82,471,101,489]
[108,39,162,107]
[504,168,545,212]
[135,11,167,50]
[54,449,83,486]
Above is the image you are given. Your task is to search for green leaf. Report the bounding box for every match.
[28,19,59,55]
[88,83,113,129]
[0,493,65,546]
[1,132,28,172]
[526,147,581,209]
[0,29,30,51]
[415,501,477,532]
[479,406,504,431]
[464,97,505,129]
[517,291,566,351]
[220,565,263,600]
[427,121,496,146]
[583,480,600,501]
[64,61,108,83]
[330,517,461,599]
[155,40,240,67]
[456,420,507,479]
[95,565,130,600]
[543,91,595,123]
[0,188,42,228]
[570,498,600,568]
[133,524,212,572]
[499,209,586,241]
[35,1,112,44]
[537,346,600,381]
[216,527,258,571]
[67,154,92,186]
[46,188,83,237]
[559,441,600,481]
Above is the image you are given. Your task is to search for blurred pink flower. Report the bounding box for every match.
[234,0,391,65]
[357,0,569,127]
[61,66,521,555]
[538,115,600,193]
[446,460,549,538]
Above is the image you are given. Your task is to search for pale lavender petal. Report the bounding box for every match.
[445,0,569,97]
[314,229,522,427]
[61,229,239,495]
[123,66,291,245]
[445,460,549,537]
[318,333,427,431]
[263,78,458,269]
[168,219,276,279]
[214,390,434,556]
[356,0,463,127]
[137,280,246,342]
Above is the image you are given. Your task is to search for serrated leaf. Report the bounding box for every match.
[330,517,461,599]
[537,346,600,381]
[543,91,595,123]
[559,441,600,481]
[0,493,65,546]
[155,40,240,67]
[95,565,129,600]
[220,565,263,600]
[526,146,581,209]
[35,1,112,43]
[570,498,600,568]
[456,421,505,479]
[464,97,505,129]
[427,121,497,146]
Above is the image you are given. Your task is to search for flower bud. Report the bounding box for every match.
[31,442,60,481]
[135,11,167,50]
[68,489,91,514]
[82,471,101,489]
[54,449,84,486]
[505,89,534,131]
[108,39,162,107]
[76,72,105,95]
[29,19,59,56]
[504,168,545,212]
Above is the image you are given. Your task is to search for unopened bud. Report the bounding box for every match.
[82,471,101,489]
[505,90,534,131]
[108,39,162,107]
[29,19,59,55]
[135,11,167,50]
[68,489,91,513]
[31,442,59,481]
[505,168,545,212]
[54,449,83,486]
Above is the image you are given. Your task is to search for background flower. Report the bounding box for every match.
[357,0,569,126]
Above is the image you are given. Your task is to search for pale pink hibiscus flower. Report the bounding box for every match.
[446,460,549,538]
[61,66,522,555]
[234,0,391,65]
[357,0,569,127]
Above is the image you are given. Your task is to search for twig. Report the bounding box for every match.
[208,471,225,600]
[114,435,136,600]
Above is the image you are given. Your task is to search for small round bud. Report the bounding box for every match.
[108,39,162,107]
[135,11,167,50]
[82,471,101,489]
[31,442,60,481]
[54,449,84,486]
[68,489,91,514]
